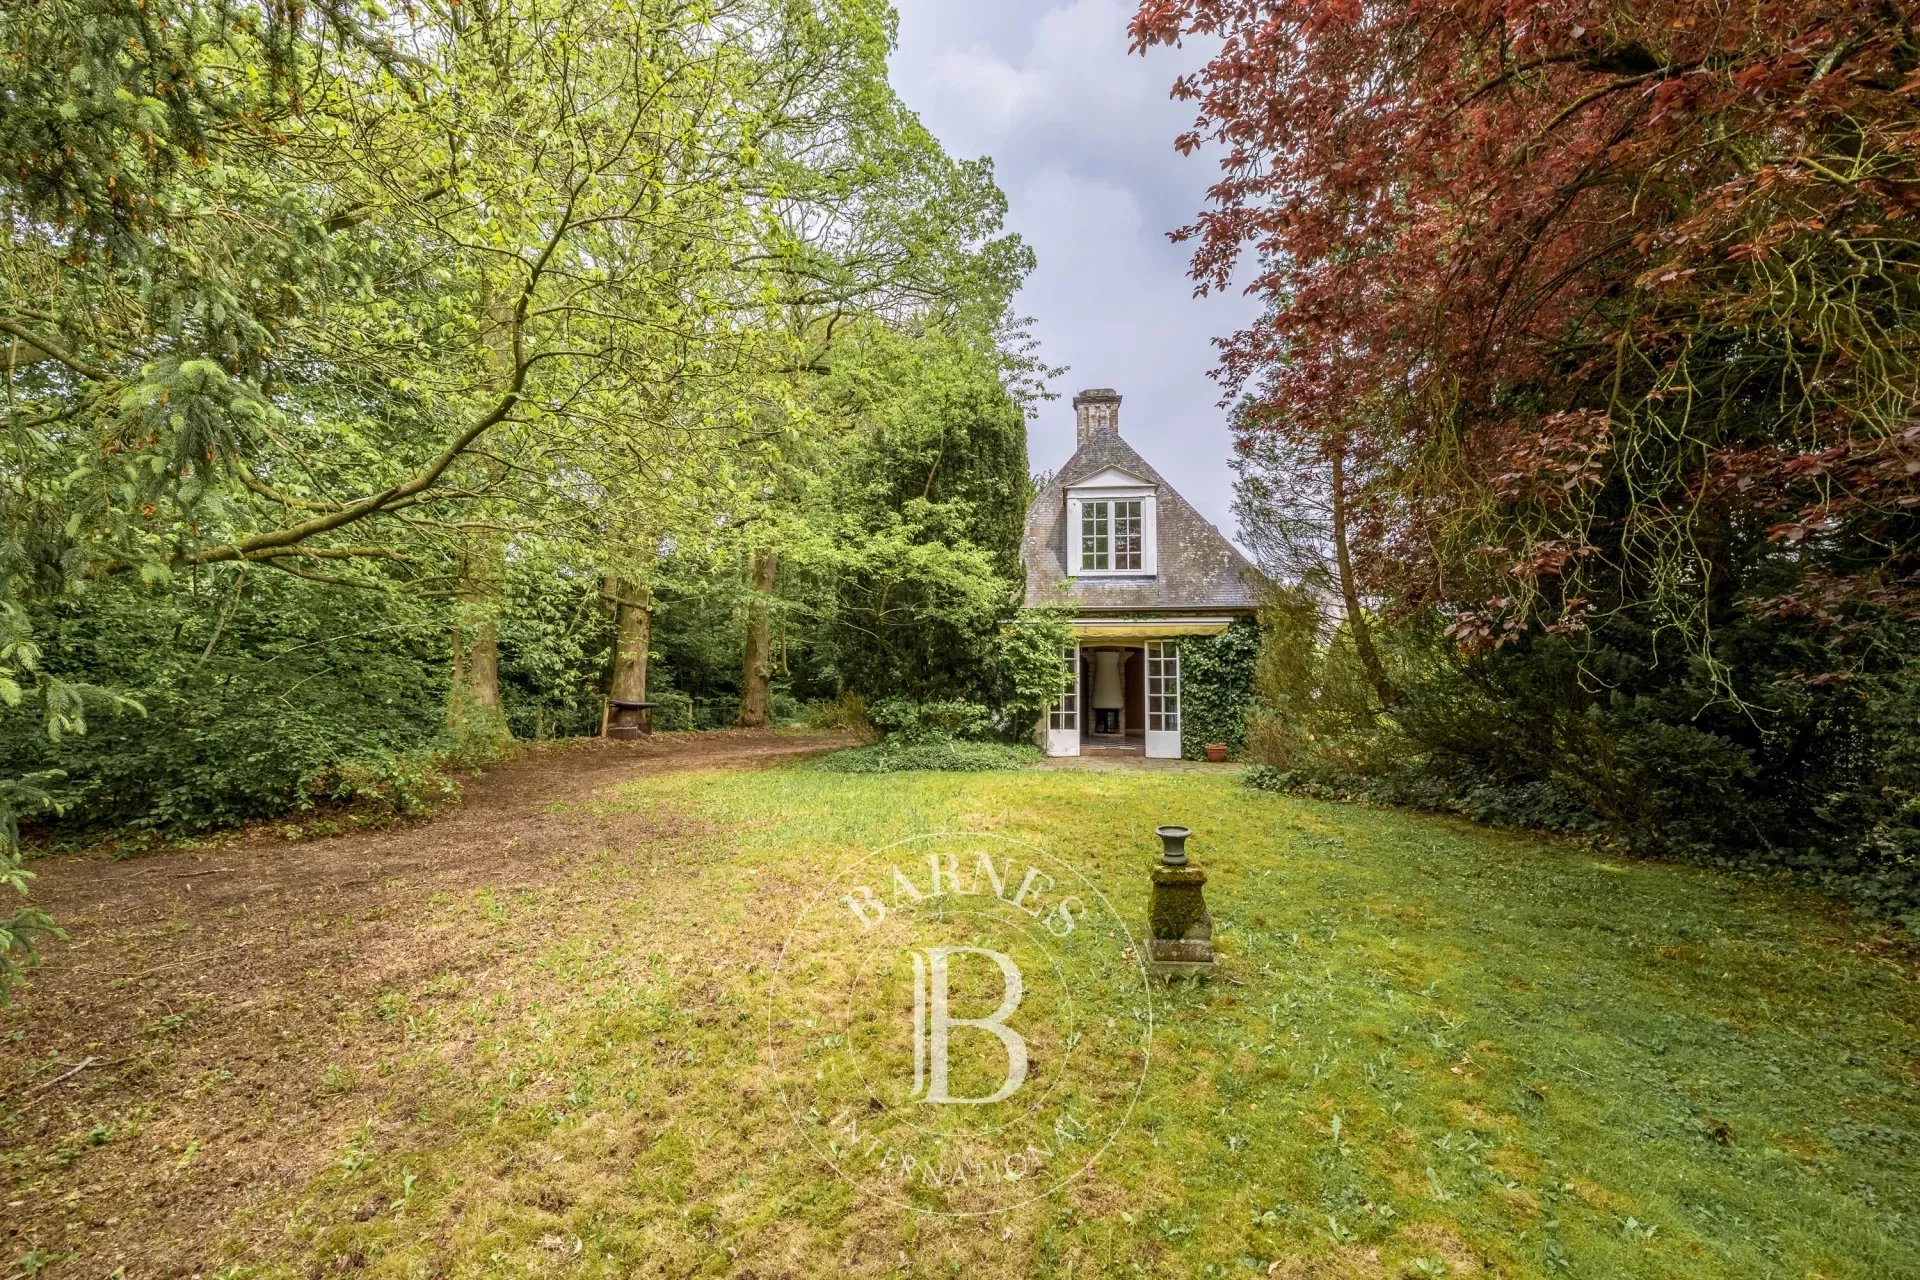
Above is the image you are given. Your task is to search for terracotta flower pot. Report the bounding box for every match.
[1203,744,1229,763]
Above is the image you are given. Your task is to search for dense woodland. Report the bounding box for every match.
[0,0,1065,986]
[1136,0,1920,914]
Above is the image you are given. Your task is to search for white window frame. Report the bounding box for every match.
[1045,643,1080,757]
[1145,639,1181,759]
[1066,486,1157,576]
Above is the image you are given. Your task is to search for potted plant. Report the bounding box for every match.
[1203,743,1229,763]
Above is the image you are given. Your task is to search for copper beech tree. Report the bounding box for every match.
[1131,0,1920,666]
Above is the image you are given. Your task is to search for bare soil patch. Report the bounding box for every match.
[0,729,848,1277]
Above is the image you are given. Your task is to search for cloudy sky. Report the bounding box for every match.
[888,0,1260,540]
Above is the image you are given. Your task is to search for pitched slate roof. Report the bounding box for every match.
[1022,427,1261,612]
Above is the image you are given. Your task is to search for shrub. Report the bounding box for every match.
[309,751,460,820]
[1243,761,1601,835]
[800,692,872,733]
[649,690,695,732]
[991,607,1075,722]
[816,741,1038,774]
[1243,764,1291,794]
[2,576,454,835]
[867,697,997,743]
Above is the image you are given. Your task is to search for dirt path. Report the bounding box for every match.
[0,729,849,1277]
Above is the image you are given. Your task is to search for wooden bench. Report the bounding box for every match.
[603,698,658,740]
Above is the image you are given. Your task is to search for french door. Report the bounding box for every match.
[1045,643,1081,757]
[1145,640,1181,759]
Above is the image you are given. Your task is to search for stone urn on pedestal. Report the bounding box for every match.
[1146,824,1216,979]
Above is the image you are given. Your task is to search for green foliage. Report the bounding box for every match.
[496,566,613,742]
[798,692,872,733]
[803,324,1039,706]
[1244,765,1601,837]
[852,685,1047,778]
[0,571,450,835]
[991,607,1075,724]
[0,771,62,990]
[650,691,696,733]
[309,751,460,821]
[1245,588,1409,778]
[1242,585,1920,917]
[867,697,998,743]
[814,740,1038,774]
[1176,620,1262,759]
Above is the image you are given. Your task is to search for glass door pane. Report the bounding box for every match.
[1046,643,1080,756]
[1145,640,1181,759]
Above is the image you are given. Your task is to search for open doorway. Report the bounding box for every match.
[1078,645,1146,756]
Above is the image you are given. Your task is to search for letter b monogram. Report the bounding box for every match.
[908,947,1027,1105]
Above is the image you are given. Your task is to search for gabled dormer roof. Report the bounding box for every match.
[1022,413,1261,613]
[1067,464,1153,490]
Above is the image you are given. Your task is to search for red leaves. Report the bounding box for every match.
[1487,411,1613,505]
[1138,0,1920,640]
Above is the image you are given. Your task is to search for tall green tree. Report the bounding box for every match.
[0,0,996,988]
[810,322,1035,702]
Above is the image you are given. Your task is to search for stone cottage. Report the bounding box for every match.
[1022,388,1261,758]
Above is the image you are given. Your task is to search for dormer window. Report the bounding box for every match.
[1066,475,1157,576]
[1081,498,1142,571]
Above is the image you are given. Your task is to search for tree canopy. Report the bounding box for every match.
[1138,0,1920,907]
[0,0,1044,990]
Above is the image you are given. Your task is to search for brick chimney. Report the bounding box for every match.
[1073,387,1121,447]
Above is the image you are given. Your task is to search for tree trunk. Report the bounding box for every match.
[462,614,504,714]
[449,614,506,729]
[606,575,652,736]
[735,549,777,727]
[1330,446,1397,710]
[448,557,508,746]
[446,279,515,748]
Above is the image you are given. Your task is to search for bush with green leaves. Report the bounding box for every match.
[0,572,452,837]
[799,692,872,733]
[309,751,461,820]
[867,697,998,744]
[991,607,1075,725]
[1240,585,1920,919]
[650,690,696,733]
[1244,763,1601,836]
[496,565,614,742]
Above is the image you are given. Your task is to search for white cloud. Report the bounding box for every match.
[924,49,1032,138]
[890,0,1259,542]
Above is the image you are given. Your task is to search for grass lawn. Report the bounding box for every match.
[9,750,1917,1277]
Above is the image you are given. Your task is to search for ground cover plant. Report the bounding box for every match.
[814,739,1040,772]
[2,741,1912,1277]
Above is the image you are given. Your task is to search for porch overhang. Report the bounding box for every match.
[1070,616,1237,642]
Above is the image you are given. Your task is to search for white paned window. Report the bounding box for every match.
[1068,491,1155,575]
[1147,641,1181,733]
[1080,501,1110,571]
[1047,646,1078,730]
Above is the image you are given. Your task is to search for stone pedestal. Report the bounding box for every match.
[1147,863,1215,978]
